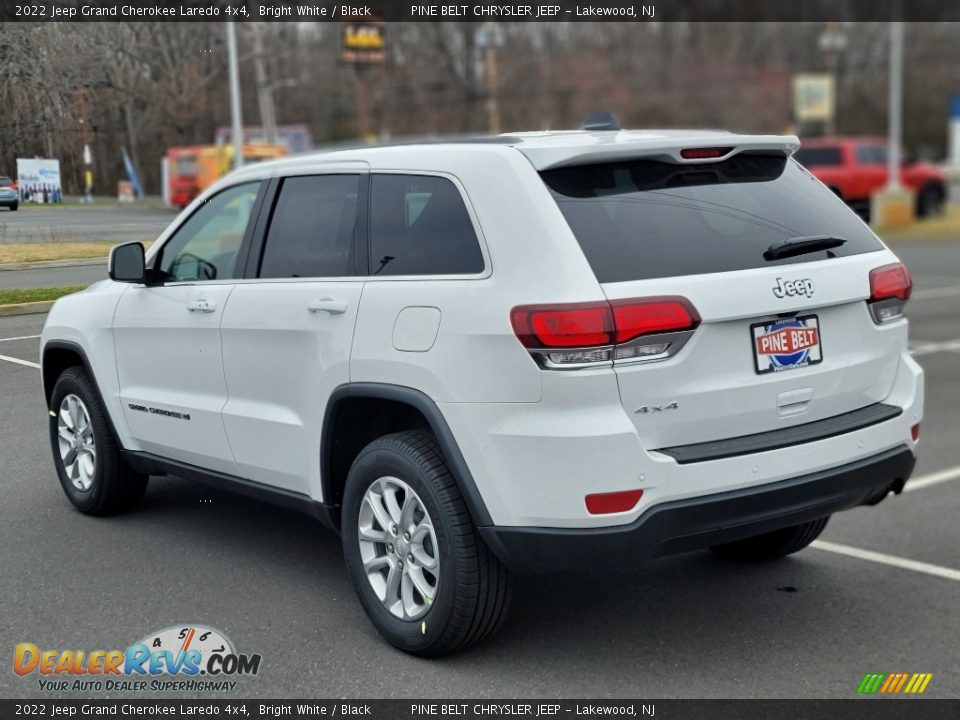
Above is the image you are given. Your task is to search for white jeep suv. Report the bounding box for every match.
[41,126,923,656]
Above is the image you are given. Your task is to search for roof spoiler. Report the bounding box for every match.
[521,134,801,171]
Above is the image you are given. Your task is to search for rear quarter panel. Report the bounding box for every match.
[349,148,605,403]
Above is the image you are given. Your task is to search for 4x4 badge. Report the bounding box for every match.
[635,402,679,414]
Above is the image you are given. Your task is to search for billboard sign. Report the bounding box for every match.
[793,74,835,123]
[215,124,313,154]
[17,158,62,203]
[341,20,386,64]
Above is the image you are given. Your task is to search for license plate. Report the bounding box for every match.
[751,315,823,374]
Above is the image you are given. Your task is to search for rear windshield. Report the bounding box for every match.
[794,147,843,167]
[0,177,13,187]
[541,154,883,283]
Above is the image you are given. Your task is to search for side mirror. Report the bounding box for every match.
[108,242,146,283]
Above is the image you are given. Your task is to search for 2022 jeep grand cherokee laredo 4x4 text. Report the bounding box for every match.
[41,128,923,656]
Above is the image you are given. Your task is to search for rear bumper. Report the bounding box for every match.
[479,445,915,574]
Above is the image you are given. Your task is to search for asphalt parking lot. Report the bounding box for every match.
[0,239,957,700]
[0,204,175,244]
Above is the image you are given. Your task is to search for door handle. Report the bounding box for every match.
[186,298,217,313]
[307,298,348,315]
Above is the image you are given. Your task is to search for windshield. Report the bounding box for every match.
[541,155,883,283]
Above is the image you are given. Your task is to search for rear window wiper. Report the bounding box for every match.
[764,235,846,261]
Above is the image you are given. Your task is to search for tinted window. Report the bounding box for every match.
[259,175,360,278]
[370,175,484,276]
[794,147,843,167]
[0,176,14,186]
[156,181,261,282]
[855,145,888,165]
[541,155,883,283]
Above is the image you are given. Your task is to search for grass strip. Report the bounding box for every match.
[0,285,86,305]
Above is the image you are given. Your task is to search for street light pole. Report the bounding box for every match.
[226,21,245,170]
[251,23,278,145]
[871,8,911,229]
[886,20,904,190]
[476,23,504,135]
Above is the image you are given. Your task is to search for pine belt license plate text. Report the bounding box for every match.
[751,315,823,374]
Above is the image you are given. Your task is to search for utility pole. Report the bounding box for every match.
[226,21,244,170]
[886,20,904,190]
[483,27,500,134]
[354,66,370,140]
[817,22,846,136]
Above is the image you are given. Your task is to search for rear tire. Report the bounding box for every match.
[9,202,17,211]
[341,430,512,657]
[710,517,829,563]
[49,366,147,515]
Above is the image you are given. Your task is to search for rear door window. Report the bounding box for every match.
[369,174,484,276]
[541,155,884,283]
[259,175,361,278]
[794,147,843,167]
[855,145,889,166]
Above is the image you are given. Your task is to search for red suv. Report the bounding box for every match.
[795,137,947,219]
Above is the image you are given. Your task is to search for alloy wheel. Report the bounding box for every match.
[357,476,440,620]
[57,394,96,491]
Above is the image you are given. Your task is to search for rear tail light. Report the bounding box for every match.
[511,302,613,349]
[911,423,920,442]
[680,147,733,160]
[511,297,699,368]
[585,489,644,515]
[868,263,912,324]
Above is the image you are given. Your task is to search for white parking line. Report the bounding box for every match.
[1,345,957,494]
[0,334,41,343]
[912,286,960,300]
[0,353,40,369]
[812,540,960,583]
[909,338,960,356]
[912,274,960,285]
[904,464,960,493]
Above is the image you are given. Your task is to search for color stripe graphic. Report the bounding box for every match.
[857,673,933,694]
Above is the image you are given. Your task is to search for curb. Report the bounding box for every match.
[0,257,106,272]
[0,301,55,317]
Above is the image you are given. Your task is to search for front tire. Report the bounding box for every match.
[49,366,147,515]
[341,430,512,657]
[710,517,829,562]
